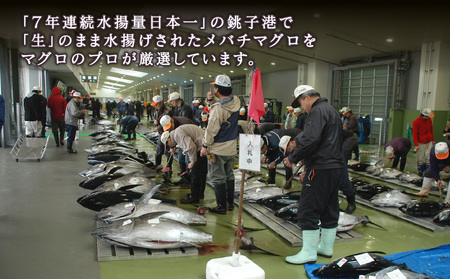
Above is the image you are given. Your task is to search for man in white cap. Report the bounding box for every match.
[64,91,85,153]
[294,107,306,130]
[23,86,42,137]
[161,124,207,204]
[151,95,172,171]
[284,106,296,129]
[200,74,240,214]
[415,141,450,203]
[413,108,435,176]
[283,85,343,265]
[260,102,274,123]
[168,92,194,121]
[384,137,412,172]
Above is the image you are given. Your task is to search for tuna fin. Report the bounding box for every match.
[138,184,162,204]
[107,166,123,174]
[119,184,143,191]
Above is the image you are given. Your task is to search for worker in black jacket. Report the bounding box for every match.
[260,128,301,187]
[168,92,194,121]
[284,85,343,265]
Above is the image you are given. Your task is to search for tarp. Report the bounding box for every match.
[304,244,450,279]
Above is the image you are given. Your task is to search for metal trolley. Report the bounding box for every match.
[10,135,49,162]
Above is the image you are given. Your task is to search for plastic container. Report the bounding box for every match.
[206,252,265,279]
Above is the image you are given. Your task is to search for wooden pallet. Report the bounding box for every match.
[240,201,363,247]
[96,239,199,262]
[353,196,450,232]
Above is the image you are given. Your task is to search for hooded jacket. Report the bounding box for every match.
[47,88,67,119]
[203,95,240,156]
[288,98,343,170]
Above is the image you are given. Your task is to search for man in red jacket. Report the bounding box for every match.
[47,87,67,147]
[412,108,435,176]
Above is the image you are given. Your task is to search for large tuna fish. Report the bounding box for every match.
[360,265,432,279]
[79,160,148,179]
[274,203,298,222]
[366,165,383,174]
[399,199,446,217]
[312,253,405,278]
[337,212,369,232]
[85,144,137,154]
[77,190,144,211]
[242,186,285,202]
[370,190,412,207]
[397,172,423,186]
[433,209,450,225]
[348,163,371,172]
[257,194,300,211]
[356,184,393,200]
[91,213,213,249]
[94,186,207,225]
[378,168,403,179]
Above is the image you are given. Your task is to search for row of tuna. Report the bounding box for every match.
[78,128,212,250]
[351,177,450,225]
[232,170,374,232]
[348,162,424,186]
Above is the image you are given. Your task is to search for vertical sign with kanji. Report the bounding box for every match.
[239,134,261,172]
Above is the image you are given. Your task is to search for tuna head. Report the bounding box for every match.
[94,202,136,223]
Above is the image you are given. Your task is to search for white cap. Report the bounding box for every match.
[264,103,268,108]
[385,146,394,158]
[151,95,163,106]
[239,107,246,115]
[287,106,293,111]
[435,142,449,160]
[160,115,172,131]
[292,85,316,108]
[168,92,180,101]
[73,91,82,98]
[32,86,42,91]
[211,74,231,87]
[160,131,170,145]
[279,135,291,154]
[199,105,204,109]
[421,108,434,118]
[293,107,301,113]
[201,111,209,121]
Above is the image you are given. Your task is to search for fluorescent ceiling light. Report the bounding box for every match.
[106,76,133,84]
[103,86,120,90]
[104,81,125,87]
[110,67,148,78]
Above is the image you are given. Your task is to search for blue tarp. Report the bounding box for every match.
[304,244,450,279]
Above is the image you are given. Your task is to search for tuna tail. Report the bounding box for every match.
[138,184,162,204]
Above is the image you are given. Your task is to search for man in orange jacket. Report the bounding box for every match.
[412,108,435,176]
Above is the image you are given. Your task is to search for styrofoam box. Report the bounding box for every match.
[206,254,265,279]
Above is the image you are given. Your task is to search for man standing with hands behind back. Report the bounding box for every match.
[412,108,435,176]
[200,75,240,214]
[65,91,85,154]
[283,85,343,265]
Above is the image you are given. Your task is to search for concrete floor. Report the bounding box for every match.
[0,121,448,279]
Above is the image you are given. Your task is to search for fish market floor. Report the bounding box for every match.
[0,123,448,279]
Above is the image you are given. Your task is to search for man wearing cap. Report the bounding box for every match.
[384,137,412,172]
[24,86,42,137]
[119,114,139,140]
[168,92,194,121]
[260,128,300,186]
[160,114,197,175]
[64,92,85,154]
[238,107,247,121]
[342,107,360,160]
[151,95,172,170]
[194,104,204,125]
[260,102,274,123]
[294,107,307,130]
[200,74,240,214]
[413,108,435,176]
[47,87,67,147]
[117,98,127,119]
[161,124,207,204]
[283,85,343,265]
[415,141,450,201]
[284,106,296,129]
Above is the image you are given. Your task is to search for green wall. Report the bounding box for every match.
[388,109,450,145]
